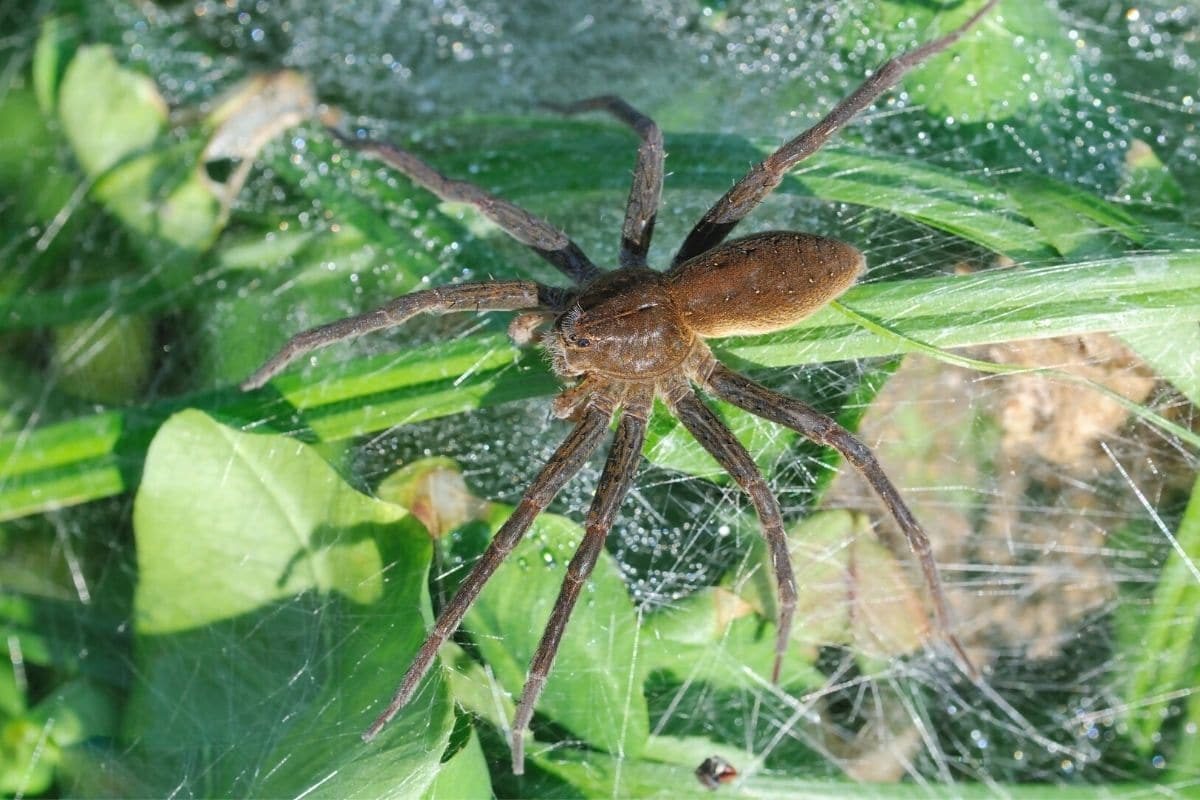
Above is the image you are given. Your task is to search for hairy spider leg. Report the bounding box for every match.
[703,361,976,676]
[510,387,652,774]
[550,96,664,267]
[330,128,601,285]
[362,401,614,741]
[673,0,1001,265]
[666,381,798,685]
[240,280,565,390]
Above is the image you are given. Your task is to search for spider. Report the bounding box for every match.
[242,0,997,774]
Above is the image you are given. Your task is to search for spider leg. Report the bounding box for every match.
[240,280,565,390]
[702,361,975,676]
[330,127,602,285]
[511,388,651,774]
[666,381,797,684]
[672,0,999,265]
[362,401,613,741]
[550,96,663,267]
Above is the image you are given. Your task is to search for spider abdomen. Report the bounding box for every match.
[666,231,864,338]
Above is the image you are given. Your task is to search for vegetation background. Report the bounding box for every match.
[1,0,1198,797]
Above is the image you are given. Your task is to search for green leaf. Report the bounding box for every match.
[57,45,166,176]
[57,46,224,265]
[1007,173,1144,257]
[1119,471,1200,753]
[639,585,826,691]
[133,409,394,633]
[27,679,119,748]
[33,15,80,114]
[877,0,1073,122]
[423,720,493,800]
[461,504,649,761]
[782,145,1046,260]
[1118,139,1185,212]
[127,409,454,797]
[91,141,222,257]
[643,396,795,482]
[0,718,57,796]
[1119,325,1200,407]
[52,314,154,405]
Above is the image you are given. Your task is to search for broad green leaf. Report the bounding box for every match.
[58,46,225,265]
[133,409,395,633]
[128,409,454,798]
[57,46,165,176]
[877,0,1073,122]
[461,504,649,761]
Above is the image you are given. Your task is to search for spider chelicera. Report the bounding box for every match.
[242,0,997,773]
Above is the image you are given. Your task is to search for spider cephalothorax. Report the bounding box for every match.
[545,268,694,379]
[242,0,998,774]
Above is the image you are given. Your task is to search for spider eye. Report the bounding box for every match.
[574,337,590,348]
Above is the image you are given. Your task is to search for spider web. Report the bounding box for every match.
[1,0,1198,797]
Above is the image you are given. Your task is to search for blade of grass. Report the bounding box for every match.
[1118,473,1200,754]
[1119,325,1200,407]
[829,298,1200,451]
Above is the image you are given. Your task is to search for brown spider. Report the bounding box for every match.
[242,0,997,774]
